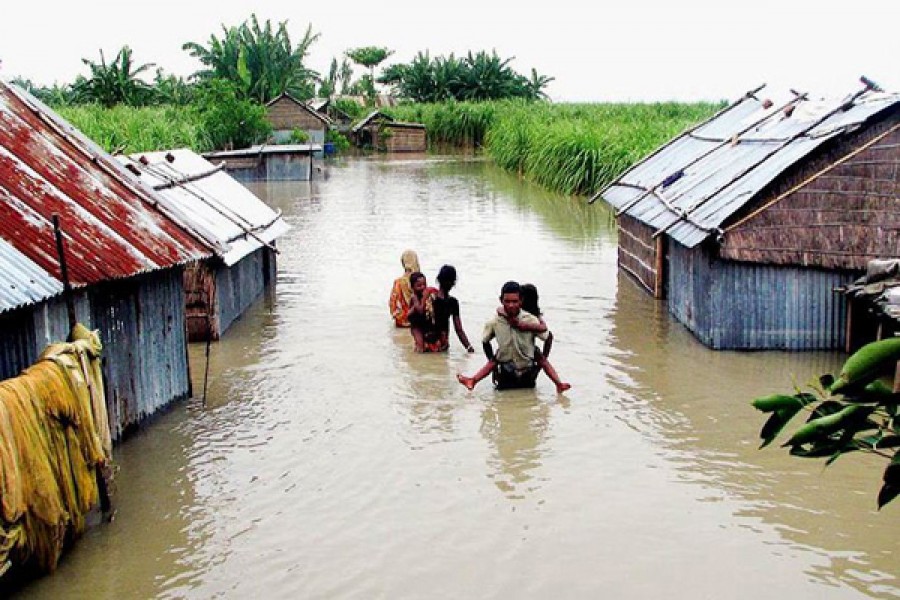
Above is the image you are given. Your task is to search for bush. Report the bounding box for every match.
[193,79,271,150]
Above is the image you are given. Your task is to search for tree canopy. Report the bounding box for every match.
[182,14,320,103]
[379,50,554,103]
[72,46,155,107]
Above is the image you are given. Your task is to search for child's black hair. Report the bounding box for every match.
[437,265,456,291]
[521,283,541,317]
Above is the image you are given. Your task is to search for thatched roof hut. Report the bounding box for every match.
[350,111,427,152]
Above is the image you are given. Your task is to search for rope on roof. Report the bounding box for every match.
[722,121,900,234]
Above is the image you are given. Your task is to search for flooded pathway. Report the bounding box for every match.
[15,155,898,598]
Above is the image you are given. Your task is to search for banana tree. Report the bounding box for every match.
[752,337,900,508]
[73,46,155,107]
[183,14,320,103]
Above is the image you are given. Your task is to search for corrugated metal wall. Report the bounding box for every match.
[0,269,190,441]
[216,247,275,335]
[90,269,189,439]
[0,294,90,380]
[667,241,854,350]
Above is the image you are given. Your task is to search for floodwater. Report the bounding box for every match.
[13,155,898,599]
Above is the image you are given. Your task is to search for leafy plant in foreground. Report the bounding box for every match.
[752,337,900,508]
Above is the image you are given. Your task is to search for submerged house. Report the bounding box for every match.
[308,97,355,131]
[0,81,217,439]
[266,92,332,147]
[350,111,427,152]
[593,82,899,350]
[203,144,320,182]
[118,149,289,341]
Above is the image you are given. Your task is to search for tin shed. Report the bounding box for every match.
[0,81,217,439]
[594,82,900,350]
[119,149,289,341]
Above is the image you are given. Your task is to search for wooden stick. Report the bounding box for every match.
[52,214,77,334]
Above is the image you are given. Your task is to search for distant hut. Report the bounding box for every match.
[351,111,427,152]
[118,149,289,341]
[0,82,215,439]
[308,97,355,132]
[593,82,900,350]
[266,92,332,149]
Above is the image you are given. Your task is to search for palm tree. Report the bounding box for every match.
[525,69,555,101]
[345,46,393,100]
[73,46,155,107]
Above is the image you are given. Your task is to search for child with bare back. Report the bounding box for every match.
[457,282,571,393]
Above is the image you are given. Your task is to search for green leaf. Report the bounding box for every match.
[819,373,835,389]
[785,405,874,447]
[883,451,900,486]
[751,394,805,413]
[759,407,802,448]
[877,483,900,509]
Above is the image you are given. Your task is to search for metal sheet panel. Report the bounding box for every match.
[0,82,213,291]
[0,237,63,313]
[601,86,900,248]
[667,242,851,350]
[119,149,290,266]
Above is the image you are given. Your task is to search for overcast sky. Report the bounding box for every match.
[1,0,897,102]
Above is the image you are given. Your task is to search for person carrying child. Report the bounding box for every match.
[457,281,571,393]
[389,250,421,328]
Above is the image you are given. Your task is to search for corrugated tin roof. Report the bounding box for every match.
[351,110,392,133]
[596,83,900,248]
[203,144,320,159]
[118,149,290,266]
[0,81,215,297]
[0,237,63,313]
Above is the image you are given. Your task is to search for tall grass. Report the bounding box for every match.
[389,100,723,197]
[57,104,211,153]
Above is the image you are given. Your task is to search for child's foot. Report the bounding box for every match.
[457,374,476,391]
[556,382,572,393]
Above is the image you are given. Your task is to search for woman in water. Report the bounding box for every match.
[389,250,421,328]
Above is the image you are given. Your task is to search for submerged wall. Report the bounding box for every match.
[216,247,276,336]
[667,241,854,350]
[0,268,191,440]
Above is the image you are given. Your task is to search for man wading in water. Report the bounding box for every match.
[458,280,564,391]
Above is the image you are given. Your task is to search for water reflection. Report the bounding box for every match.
[607,271,899,597]
[480,393,554,499]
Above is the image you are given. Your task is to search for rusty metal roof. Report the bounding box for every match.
[594,83,900,248]
[0,82,214,296]
[118,149,290,267]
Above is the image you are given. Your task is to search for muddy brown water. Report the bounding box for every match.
[13,155,898,599]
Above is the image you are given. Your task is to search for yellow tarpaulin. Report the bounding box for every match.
[0,323,112,575]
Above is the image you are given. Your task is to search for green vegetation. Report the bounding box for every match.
[182,15,320,103]
[71,46,156,107]
[346,47,393,100]
[752,337,900,509]
[57,104,210,153]
[379,50,553,103]
[325,129,351,152]
[388,100,722,196]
